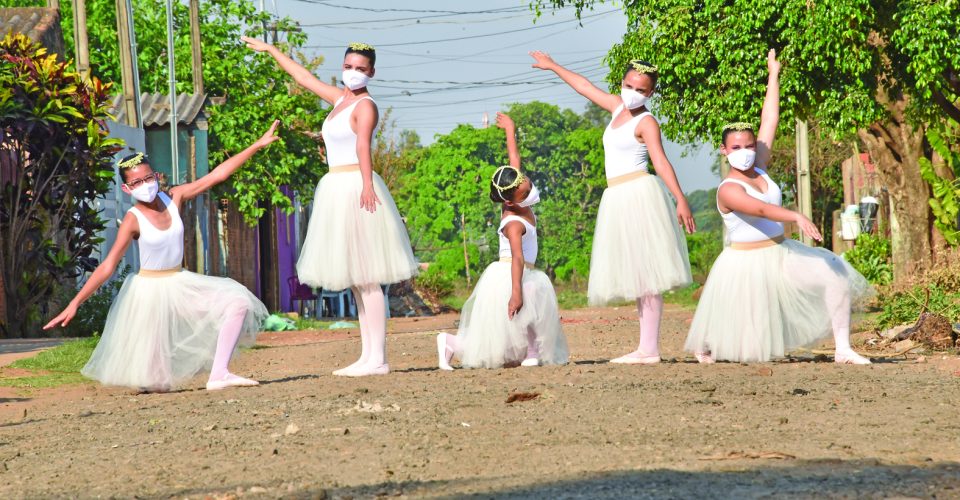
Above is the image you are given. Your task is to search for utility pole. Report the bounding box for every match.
[71,0,90,82]
[189,0,203,95]
[165,0,179,184]
[795,119,813,245]
[46,0,59,8]
[115,0,141,127]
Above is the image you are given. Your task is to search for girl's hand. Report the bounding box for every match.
[255,120,282,148]
[44,302,78,330]
[495,112,515,131]
[767,48,781,75]
[360,184,381,213]
[242,36,274,53]
[795,213,822,242]
[529,51,557,71]
[676,198,696,234]
[508,291,523,319]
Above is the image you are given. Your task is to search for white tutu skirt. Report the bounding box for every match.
[684,239,874,362]
[81,270,267,389]
[297,170,419,291]
[588,175,692,305]
[455,262,569,369]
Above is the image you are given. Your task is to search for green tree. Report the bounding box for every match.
[0,33,123,337]
[535,0,960,279]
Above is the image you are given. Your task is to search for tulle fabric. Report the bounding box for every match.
[297,170,419,291]
[685,239,874,362]
[456,262,569,369]
[588,175,692,305]
[81,270,267,389]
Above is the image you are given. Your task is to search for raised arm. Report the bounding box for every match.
[170,120,280,202]
[638,118,696,233]
[529,51,622,112]
[243,36,342,105]
[495,112,520,169]
[755,49,781,168]
[718,184,822,242]
[354,99,381,213]
[44,214,138,329]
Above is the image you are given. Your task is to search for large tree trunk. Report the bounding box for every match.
[857,96,933,279]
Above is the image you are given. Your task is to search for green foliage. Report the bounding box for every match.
[919,127,960,245]
[663,284,703,309]
[685,231,723,280]
[686,188,722,233]
[10,337,100,373]
[414,267,456,306]
[877,285,960,329]
[843,233,894,285]
[54,266,132,338]
[0,33,123,337]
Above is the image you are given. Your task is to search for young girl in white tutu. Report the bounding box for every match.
[44,122,281,390]
[436,113,569,370]
[243,38,418,377]
[684,49,872,364]
[530,51,694,364]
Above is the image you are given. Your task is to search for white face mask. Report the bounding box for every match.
[518,183,540,208]
[726,148,757,171]
[620,87,649,110]
[129,181,159,203]
[342,69,371,90]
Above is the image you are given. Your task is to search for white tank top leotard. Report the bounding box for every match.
[321,95,375,167]
[497,215,538,264]
[718,170,785,243]
[128,192,184,270]
[603,104,652,179]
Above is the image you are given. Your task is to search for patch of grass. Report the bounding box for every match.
[556,289,588,310]
[0,372,91,388]
[663,284,702,309]
[10,337,99,372]
[293,317,335,331]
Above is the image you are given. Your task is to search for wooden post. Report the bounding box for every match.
[46,0,59,8]
[115,0,140,127]
[164,0,179,184]
[71,0,90,82]
[189,0,203,95]
[795,119,813,245]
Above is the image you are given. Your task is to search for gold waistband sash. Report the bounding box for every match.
[138,267,182,277]
[329,164,360,173]
[730,235,785,250]
[499,257,535,269]
[606,169,650,188]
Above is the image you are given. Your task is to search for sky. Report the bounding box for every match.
[268,0,720,192]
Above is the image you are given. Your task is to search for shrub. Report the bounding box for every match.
[843,233,893,285]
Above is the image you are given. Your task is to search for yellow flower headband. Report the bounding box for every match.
[492,166,525,193]
[722,122,755,132]
[347,42,375,52]
[629,60,658,74]
[116,152,146,169]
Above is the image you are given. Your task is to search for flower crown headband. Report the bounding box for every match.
[722,122,755,132]
[629,60,658,74]
[347,42,375,52]
[492,166,525,193]
[116,152,146,169]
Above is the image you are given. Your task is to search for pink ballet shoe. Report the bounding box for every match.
[834,350,871,365]
[610,351,661,365]
[520,357,540,367]
[340,363,390,377]
[437,334,454,371]
[695,351,715,364]
[206,373,259,391]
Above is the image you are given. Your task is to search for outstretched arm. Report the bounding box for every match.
[718,183,822,242]
[496,112,520,169]
[756,49,781,168]
[638,118,696,233]
[171,120,281,202]
[529,51,622,112]
[242,36,342,105]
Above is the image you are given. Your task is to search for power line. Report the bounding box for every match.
[289,1,531,15]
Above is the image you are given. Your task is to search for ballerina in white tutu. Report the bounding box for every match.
[530,51,695,364]
[684,49,872,364]
[243,38,418,377]
[44,121,281,391]
[437,113,569,370]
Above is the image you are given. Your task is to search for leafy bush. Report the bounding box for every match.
[843,233,893,285]
[877,284,960,329]
[57,266,132,338]
[686,230,723,280]
[414,267,455,306]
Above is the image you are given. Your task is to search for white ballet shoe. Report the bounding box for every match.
[834,350,871,365]
[520,357,540,367]
[437,333,454,371]
[332,358,368,376]
[610,351,661,365]
[206,373,259,391]
[341,363,390,377]
[695,351,715,364]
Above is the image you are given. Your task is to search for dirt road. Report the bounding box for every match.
[2,305,959,498]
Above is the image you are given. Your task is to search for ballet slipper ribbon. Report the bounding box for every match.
[499,257,535,269]
[138,267,182,277]
[730,235,785,250]
[606,169,649,187]
[328,163,360,173]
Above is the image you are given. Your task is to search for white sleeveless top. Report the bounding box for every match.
[497,215,538,264]
[128,192,184,270]
[603,105,651,178]
[321,95,375,167]
[719,170,785,243]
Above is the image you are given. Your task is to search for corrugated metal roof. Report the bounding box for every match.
[0,8,64,56]
[111,93,208,127]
